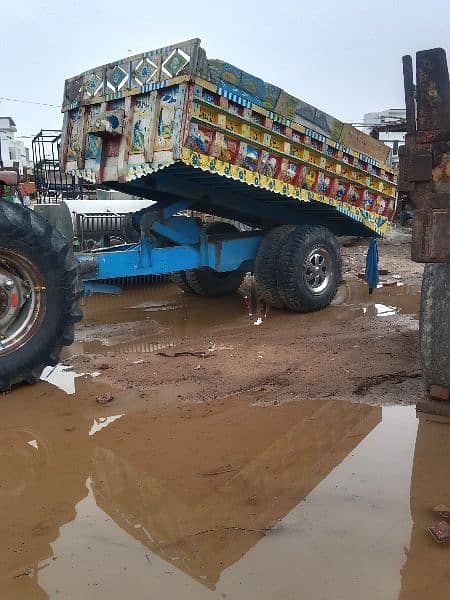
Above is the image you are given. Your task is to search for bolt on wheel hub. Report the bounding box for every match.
[0,272,23,331]
[303,246,333,294]
[0,250,47,354]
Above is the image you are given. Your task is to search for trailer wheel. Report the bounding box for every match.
[420,263,450,391]
[185,267,245,297]
[175,222,245,297]
[0,203,83,391]
[171,271,194,293]
[277,225,342,312]
[254,226,294,308]
[121,213,140,243]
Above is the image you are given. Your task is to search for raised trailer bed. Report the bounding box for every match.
[0,39,396,390]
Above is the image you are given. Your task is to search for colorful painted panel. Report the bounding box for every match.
[181,148,391,236]
[63,38,200,110]
[185,86,395,230]
[129,95,152,154]
[61,45,397,239]
[85,104,102,160]
[243,145,259,172]
[206,60,345,140]
[260,152,279,179]
[154,88,179,151]
[276,92,344,140]
[207,60,281,110]
[63,38,392,170]
[280,162,300,185]
[218,137,240,163]
[67,109,82,162]
[85,134,100,160]
[197,103,217,126]
[187,124,214,154]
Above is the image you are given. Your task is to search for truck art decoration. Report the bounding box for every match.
[61,38,396,237]
[0,38,400,393]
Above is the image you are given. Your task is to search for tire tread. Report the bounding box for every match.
[0,204,82,391]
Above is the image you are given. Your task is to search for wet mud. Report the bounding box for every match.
[2,238,445,599]
[64,278,421,361]
[1,383,450,599]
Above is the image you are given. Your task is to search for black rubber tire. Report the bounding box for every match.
[121,213,140,243]
[277,225,342,312]
[254,226,295,308]
[0,203,83,391]
[203,221,238,235]
[420,263,450,391]
[178,222,245,297]
[184,267,245,296]
[171,271,195,293]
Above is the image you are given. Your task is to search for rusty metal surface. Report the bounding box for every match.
[399,48,450,262]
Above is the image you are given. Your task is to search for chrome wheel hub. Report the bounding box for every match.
[0,271,24,333]
[303,246,333,294]
[0,250,47,354]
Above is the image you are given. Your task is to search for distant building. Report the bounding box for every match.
[362,109,406,167]
[0,117,33,177]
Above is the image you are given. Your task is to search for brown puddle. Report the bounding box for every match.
[68,279,420,359]
[71,283,251,356]
[1,377,449,599]
[331,280,420,320]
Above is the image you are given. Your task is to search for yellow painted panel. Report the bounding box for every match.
[198,105,217,126]
[270,136,283,151]
[248,127,264,144]
[226,116,242,135]
[180,147,391,236]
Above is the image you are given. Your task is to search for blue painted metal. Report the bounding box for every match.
[135,197,195,227]
[76,177,356,290]
[151,216,202,245]
[79,232,263,281]
[160,198,195,220]
[365,237,379,294]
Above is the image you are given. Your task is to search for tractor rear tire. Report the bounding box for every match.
[277,225,342,312]
[420,263,450,391]
[0,203,83,391]
[254,226,295,308]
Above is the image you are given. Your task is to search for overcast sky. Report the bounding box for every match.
[2,0,449,145]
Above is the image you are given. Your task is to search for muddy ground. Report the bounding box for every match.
[2,227,450,600]
[72,227,425,408]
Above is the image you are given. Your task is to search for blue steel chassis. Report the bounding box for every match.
[77,165,376,293]
[78,198,263,293]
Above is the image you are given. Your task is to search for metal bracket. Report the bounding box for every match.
[152,216,202,245]
[138,197,196,238]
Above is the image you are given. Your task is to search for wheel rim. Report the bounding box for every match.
[303,246,333,294]
[0,248,47,355]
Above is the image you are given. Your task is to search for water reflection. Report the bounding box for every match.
[399,413,450,600]
[3,379,448,599]
[1,379,383,598]
[40,364,83,394]
[66,279,420,360]
[88,414,125,436]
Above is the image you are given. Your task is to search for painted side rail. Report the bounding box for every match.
[78,232,263,280]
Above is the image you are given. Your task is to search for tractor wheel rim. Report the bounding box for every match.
[303,246,333,294]
[0,249,47,355]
